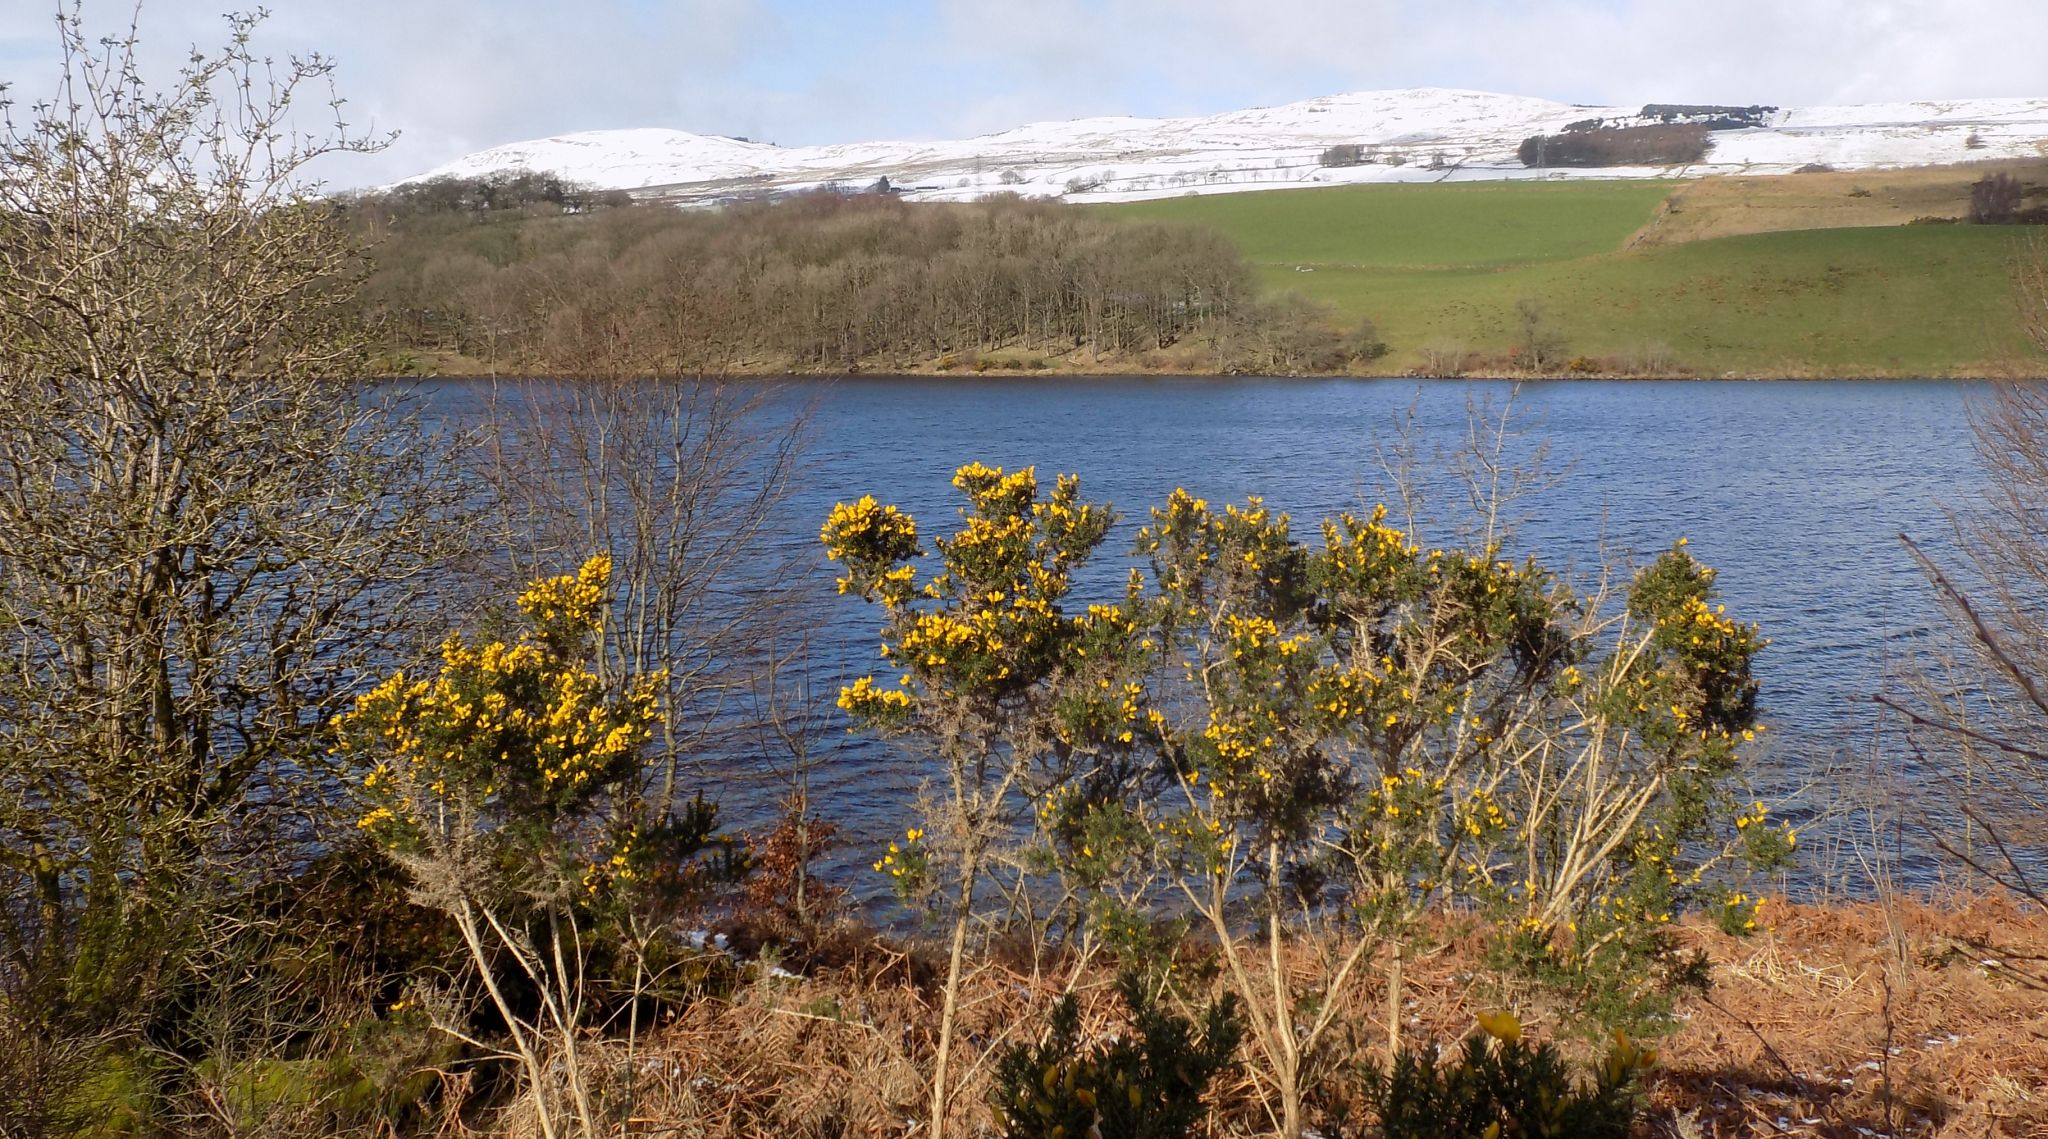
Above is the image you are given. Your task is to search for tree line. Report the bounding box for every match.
[341,180,1381,376]
[1516,125,1711,169]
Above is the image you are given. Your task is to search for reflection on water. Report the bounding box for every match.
[418,376,1993,899]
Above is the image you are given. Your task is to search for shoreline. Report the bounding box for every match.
[371,348,2047,384]
[371,365,2042,383]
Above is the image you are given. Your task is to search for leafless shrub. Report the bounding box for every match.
[1971,173,2025,225]
[1619,340,1685,376]
[1419,340,1473,377]
[0,0,469,1077]
[1882,238,2048,906]
[1515,297,1568,372]
[479,378,810,815]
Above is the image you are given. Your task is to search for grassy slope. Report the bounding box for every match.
[1105,177,2040,376]
[1112,180,1678,268]
[1631,160,2048,247]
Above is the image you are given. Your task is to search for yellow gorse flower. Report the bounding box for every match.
[517,554,611,626]
[338,555,665,842]
[1475,1009,1522,1044]
[838,675,914,718]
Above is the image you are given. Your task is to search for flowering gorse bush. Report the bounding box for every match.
[830,468,1793,1139]
[825,466,1139,919]
[335,556,743,1136]
[873,826,933,902]
[340,556,663,860]
[1489,540,1795,1032]
[339,553,745,916]
[825,463,1127,1139]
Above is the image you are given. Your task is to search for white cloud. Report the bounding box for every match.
[0,0,778,186]
[933,0,2048,109]
[1371,0,2048,107]
[5,0,2048,186]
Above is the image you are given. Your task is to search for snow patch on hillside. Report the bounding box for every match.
[398,87,2048,206]
[417,127,786,189]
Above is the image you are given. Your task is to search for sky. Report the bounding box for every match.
[3,0,2047,188]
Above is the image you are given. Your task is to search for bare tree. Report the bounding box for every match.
[479,378,810,819]
[0,0,464,1057]
[1970,172,2025,226]
[1515,297,1567,373]
[1883,381,2048,909]
[451,375,811,1135]
[1880,237,2048,912]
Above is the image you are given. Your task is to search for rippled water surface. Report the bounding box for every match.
[428,377,1994,893]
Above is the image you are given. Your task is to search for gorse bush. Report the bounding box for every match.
[989,974,1243,1139]
[1347,1012,1652,1139]
[344,556,666,854]
[336,555,745,1136]
[1127,498,1774,1134]
[341,555,742,921]
[829,462,1794,1139]
[825,464,1125,1137]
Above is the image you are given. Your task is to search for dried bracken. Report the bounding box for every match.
[598,894,2046,1139]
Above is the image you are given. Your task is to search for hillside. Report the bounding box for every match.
[1627,160,2048,246]
[399,88,2048,207]
[1105,170,2046,377]
[359,157,2048,380]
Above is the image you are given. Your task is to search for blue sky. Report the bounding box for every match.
[3,0,2046,186]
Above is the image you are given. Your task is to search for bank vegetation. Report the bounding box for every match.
[344,177,1386,378]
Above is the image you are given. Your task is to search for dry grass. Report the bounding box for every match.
[1650,894,2048,1138]
[1628,161,2048,248]
[577,893,2048,1138]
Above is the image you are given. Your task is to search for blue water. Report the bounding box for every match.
[425,376,1996,896]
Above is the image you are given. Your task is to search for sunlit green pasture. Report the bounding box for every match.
[1104,180,2034,376]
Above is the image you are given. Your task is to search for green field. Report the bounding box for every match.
[1111,180,1679,269]
[1104,180,2039,376]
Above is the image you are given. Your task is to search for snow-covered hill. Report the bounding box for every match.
[399,87,2048,206]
